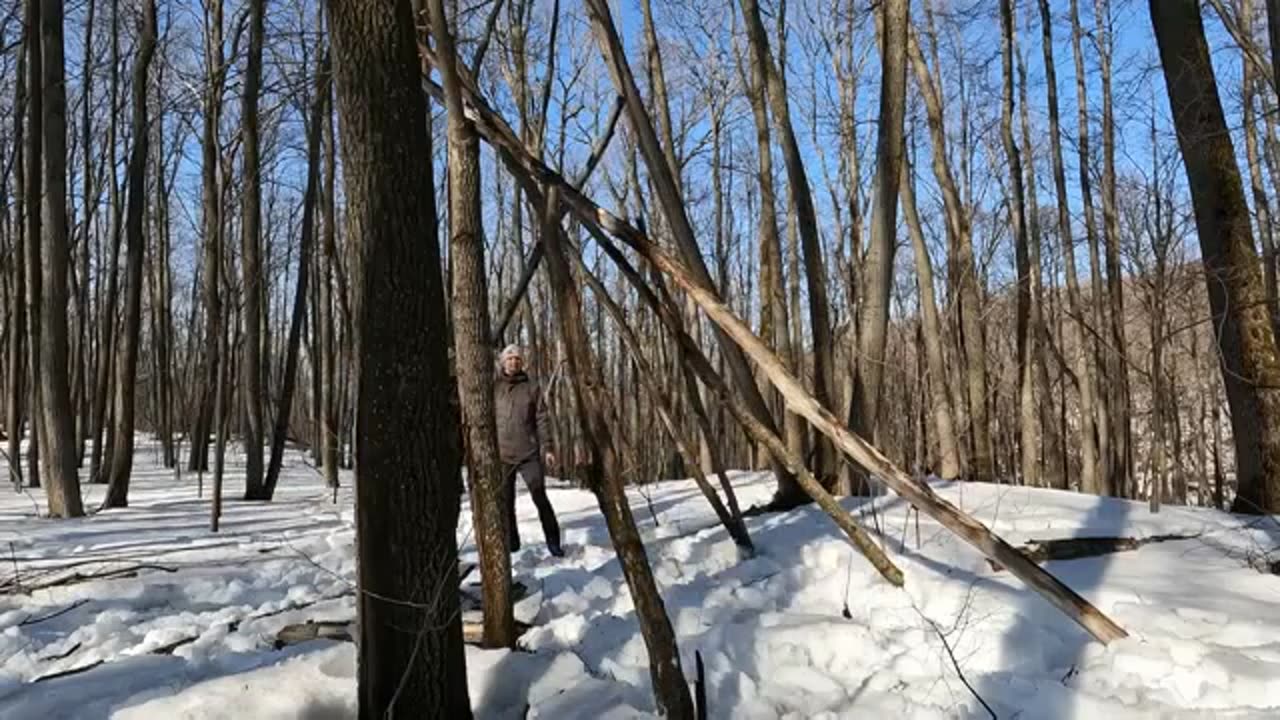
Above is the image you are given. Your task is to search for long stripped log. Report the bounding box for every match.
[417,52,1128,645]
[576,256,754,553]
[577,237,903,586]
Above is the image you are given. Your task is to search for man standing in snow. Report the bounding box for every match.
[495,344,563,557]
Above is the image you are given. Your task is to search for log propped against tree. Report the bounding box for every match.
[415,39,1129,646]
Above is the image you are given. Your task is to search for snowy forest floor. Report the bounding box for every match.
[2,441,1280,719]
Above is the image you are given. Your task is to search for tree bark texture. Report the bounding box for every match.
[330,0,472,715]
[38,0,84,517]
[1150,0,1280,515]
[427,0,515,650]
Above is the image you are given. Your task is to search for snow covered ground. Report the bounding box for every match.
[2,441,1279,719]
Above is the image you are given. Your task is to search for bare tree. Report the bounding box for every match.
[1241,0,1279,332]
[240,0,267,500]
[265,48,331,500]
[1150,0,1280,514]
[103,0,158,509]
[36,0,84,517]
[539,183,694,717]
[1069,0,1111,494]
[426,0,515,650]
[852,0,910,488]
[1038,0,1097,492]
[907,24,993,482]
[1095,0,1132,497]
[585,0,798,510]
[740,0,838,486]
[89,0,122,485]
[1000,0,1038,486]
[189,0,229,474]
[329,0,471,715]
[901,150,961,479]
[6,20,26,491]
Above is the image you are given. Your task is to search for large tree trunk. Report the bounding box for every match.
[426,0,514,651]
[1000,0,1039,487]
[239,0,267,500]
[1150,0,1280,515]
[850,0,909,490]
[1039,0,1097,493]
[38,0,84,517]
[583,0,798,509]
[102,0,157,509]
[264,50,330,500]
[329,0,472,715]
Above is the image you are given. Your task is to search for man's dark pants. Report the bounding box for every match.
[505,457,561,553]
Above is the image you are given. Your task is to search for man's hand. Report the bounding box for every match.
[544,451,557,471]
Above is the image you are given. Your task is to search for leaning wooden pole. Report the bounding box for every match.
[416,62,1128,645]
[577,240,902,586]
[573,252,753,553]
[539,186,695,718]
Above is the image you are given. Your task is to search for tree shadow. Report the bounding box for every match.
[978,493,1133,719]
[0,640,348,719]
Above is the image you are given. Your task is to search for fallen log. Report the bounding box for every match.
[986,533,1200,572]
[273,617,533,650]
[601,216,1129,642]
[413,53,1128,645]
[274,620,354,649]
